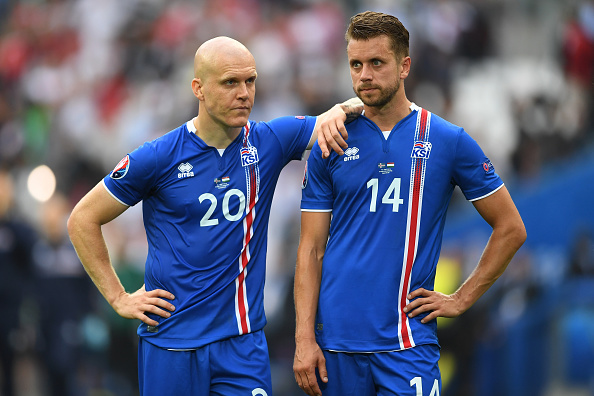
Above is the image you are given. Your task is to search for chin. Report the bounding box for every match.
[228,117,250,128]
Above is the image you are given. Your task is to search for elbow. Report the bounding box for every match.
[66,207,82,242]
[508,220,527,251]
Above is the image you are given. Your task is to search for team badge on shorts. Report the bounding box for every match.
[110,155,130,179]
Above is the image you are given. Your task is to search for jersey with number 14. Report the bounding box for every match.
[301,104,503,352]
[103,116,315,350]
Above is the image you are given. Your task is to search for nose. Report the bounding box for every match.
[360,64,373,81]
[237,83,249,100]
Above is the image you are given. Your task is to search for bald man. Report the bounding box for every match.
[68,36,362,395]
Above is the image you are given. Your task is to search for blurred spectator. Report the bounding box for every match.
[32,192,94,396]
[569,229,594,277]
[0,170,37,396]
[561,0,594,138]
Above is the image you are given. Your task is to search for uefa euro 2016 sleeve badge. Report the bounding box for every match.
[110,155,130,179]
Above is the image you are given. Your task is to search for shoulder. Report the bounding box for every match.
[256,116,316,132]
[129,124,191,162]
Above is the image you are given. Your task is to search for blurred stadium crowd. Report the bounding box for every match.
[0,0,593,395]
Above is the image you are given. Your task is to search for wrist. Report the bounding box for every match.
[295,329,317,344]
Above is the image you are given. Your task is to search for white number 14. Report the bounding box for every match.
[366,177,404,212]
[410,377,440,396]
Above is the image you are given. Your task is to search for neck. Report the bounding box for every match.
[193,114,243,149]
[364,93,412,131]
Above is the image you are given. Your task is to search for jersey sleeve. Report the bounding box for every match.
[300,144,334,211]
[264,116,316,164]
[102,142,157,206]
[452,129,503,201]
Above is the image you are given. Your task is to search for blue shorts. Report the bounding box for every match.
[138,330,272,396]
[320,344,441,396]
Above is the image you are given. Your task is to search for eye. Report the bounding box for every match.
[224,80,236,86]
[246,77,256,84]
[372,59,382,66]
[351,61,362,68]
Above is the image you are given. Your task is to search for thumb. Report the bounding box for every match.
[318,359,328,383]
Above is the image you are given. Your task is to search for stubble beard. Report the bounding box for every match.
[355,80,400,108]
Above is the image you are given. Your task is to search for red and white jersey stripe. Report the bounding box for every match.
[398,107,431,349]
[236,122,260,335]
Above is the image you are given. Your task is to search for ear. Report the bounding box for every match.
[400,56,411,80]
[191,78,204,100]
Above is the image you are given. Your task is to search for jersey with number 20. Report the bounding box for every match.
[301,104,503,352]
[103,116,314,350]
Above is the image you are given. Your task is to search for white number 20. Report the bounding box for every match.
[410,377,440,396]
[198,189,246,227]
[366,177,404,212]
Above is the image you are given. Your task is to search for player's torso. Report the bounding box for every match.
[142,125,283,278]
[315,110,456,351]
[325,112,456,252]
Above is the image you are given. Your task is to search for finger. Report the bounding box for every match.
[325,134,345,156]
[408,301,437,319]
[305,370,322,396]
[420,312,438,324]
[407,288,428,299]
[143,304,173,319]
[138,313,159,327]
[298,371,315,396]
[317,135,330,159]
[335,121,349,144]
[403,297,426,313]
[147,289,175,300]
[148,297,176,312]
[322,124,345,156]
[329,125,348,151]
[294,370,304,391]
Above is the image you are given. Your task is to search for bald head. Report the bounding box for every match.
[194,36,255,80]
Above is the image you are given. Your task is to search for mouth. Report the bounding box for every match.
[358,86,379,94]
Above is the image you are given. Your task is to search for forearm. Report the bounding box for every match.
[454,224,526,311]
[294,248,323,343]
[68,215,126,306]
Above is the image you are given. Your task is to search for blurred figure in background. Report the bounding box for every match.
[32,192,94,396]
[0,170,37,396]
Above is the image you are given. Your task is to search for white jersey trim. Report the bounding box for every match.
[186,118,196,133]
[301,209,332,212]
[167,348,197,351]
[102,179,130,207]
[468,183,504,202]
[327,349,401,353]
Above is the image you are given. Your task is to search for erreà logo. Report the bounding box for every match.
[343,147,360,162]
[241,146,259,167]
[411,141,432,159]
[177,162,194,179]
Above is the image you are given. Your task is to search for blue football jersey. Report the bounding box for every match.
[104,116,315,349]
[301,104,503,352]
